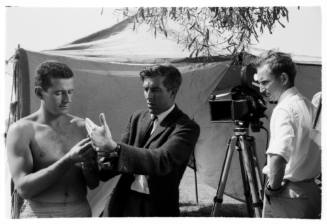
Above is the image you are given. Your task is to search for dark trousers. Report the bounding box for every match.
[263,180,321,218]
[122,190,154,217]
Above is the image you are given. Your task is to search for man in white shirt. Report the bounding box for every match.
[311,91,321,147]
[255,50,321,218]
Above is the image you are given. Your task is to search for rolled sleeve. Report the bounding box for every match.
[267,108,295,162]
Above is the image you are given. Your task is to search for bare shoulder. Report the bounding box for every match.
[7,114,37,137]
[6,115,38,155]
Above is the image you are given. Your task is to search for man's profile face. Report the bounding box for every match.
[256,64,284,102]
[143,76,175,115]
[41,78,74,116]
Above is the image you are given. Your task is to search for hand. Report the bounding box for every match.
[85,117,100,137]
[78,160,98,171]
[264,180,287,197]
[66,138,95,163]
[89,113,116,152]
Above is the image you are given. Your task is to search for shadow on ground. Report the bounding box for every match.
[180,202,248,217]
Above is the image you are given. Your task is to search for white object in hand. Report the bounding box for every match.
[85,117,99,136]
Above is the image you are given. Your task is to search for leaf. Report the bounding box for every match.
[189,22,196,30]
[189,48,196,58]
[205,29,209,42]
[277,20,285,28]
[188,37,197,50]
[170,7,176,19]
[227,35,233,44]
[121,6,289,58]
[195,49,200,57]
[139,8,145,20]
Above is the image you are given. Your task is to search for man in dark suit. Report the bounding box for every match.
[89,65,200,217]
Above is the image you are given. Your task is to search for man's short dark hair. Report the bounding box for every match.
[35,61,74,90]
[256,50,296,87]
[139,65,182,94]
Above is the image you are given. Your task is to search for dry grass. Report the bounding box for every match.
[179,167,248,217]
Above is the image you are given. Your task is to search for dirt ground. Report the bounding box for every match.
[179,167,248,217]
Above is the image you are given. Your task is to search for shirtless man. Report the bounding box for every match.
[6,61,99,218]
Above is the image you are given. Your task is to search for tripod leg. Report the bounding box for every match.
[211,136,237,217]
[246,136,264,202]
[239,136,262,217]
[237,141,254,217]
[248,136,264,201]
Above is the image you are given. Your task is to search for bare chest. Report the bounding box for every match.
[31,125,85,168]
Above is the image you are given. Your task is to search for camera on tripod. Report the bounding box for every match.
[209,64,267,132]
[209,64,267,217]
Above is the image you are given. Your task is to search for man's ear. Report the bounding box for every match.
[35,86,43,99]
[170,89,177,99]
[280,72,289,86]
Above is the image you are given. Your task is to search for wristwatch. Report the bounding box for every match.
[97,143,121,170]
[111,143,121,157]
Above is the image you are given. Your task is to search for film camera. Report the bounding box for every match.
[209,64,266,132]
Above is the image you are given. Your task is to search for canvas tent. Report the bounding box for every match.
[8,17,321,217]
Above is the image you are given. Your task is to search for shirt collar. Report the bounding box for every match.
[153,104,175,124]
[278,87,298,104]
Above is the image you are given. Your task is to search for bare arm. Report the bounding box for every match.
[268,154,287,189]
[6,122,93,199]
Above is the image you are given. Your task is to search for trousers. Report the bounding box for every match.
[263,179,321,218]
[122,190,154,217]
[19,199,92,218]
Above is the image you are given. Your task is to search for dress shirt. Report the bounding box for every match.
[262,87,320,182]
[131,104,176,194]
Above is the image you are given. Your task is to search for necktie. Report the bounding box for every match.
[131,115,157,194]
[142,115,157,146]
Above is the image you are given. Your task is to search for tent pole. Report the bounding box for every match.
[193,151,199,205]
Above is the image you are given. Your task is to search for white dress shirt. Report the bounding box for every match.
[262,87,321,182]
[131,104,176,194]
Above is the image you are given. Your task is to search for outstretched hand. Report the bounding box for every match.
[66,138,95,163]
[88,113,116,152]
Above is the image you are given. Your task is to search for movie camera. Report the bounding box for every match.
[209,64,266,132]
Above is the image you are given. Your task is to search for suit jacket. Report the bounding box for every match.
[99,105,200,216]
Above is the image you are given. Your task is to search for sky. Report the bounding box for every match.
[4,6,322,59]
[5,7,121,58]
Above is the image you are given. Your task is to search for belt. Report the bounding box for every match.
[285,178,315,183]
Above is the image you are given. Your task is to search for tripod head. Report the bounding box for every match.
[233,121,249,136]
[233,120,263,136]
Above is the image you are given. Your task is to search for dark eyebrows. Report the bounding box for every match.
[54,89,74,93]
[259,80,269,85]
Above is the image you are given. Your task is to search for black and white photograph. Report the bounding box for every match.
[0,0,325,222]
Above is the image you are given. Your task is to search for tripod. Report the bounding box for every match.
[211,122,264,217]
